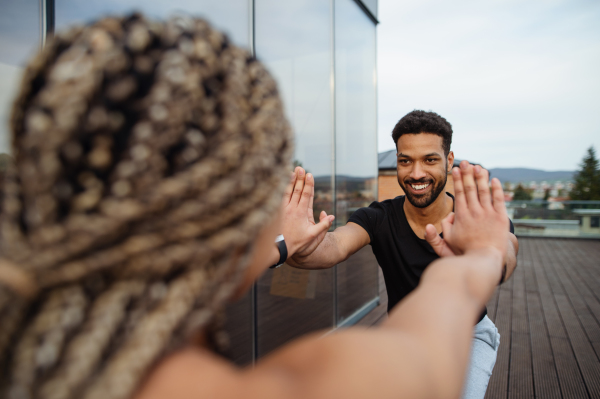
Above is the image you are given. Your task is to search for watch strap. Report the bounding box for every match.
[270,237,287,269]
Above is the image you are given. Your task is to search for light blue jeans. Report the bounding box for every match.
[461,315,501,399]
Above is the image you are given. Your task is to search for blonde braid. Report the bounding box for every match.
[0,13,292,399]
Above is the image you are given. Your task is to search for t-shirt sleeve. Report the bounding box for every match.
[347,201,385,244]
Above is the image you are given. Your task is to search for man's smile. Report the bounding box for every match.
[407,181,432,194]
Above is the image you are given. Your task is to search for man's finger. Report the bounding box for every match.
[452,167,468,214]
[443,212,455,226]
[441,214,454,241]
[283,169,297,205]
[460,161,479,209]
[300,173,315,210]
[319,210,327,222]
[291,167,306,204]
[491,178,507,216]
[308,214,335,238]
[425,224,445,256]
[307,174,317,224]
[475,166,492,209]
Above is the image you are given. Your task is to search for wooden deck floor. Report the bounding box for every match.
[485,238,600,399]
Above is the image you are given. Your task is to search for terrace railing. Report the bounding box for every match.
[507,200,600,238]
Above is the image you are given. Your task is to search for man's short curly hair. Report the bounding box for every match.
[391,110,453,156]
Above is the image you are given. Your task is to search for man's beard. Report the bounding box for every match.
[398,173,447,209]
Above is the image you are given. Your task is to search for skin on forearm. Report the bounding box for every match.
[288,223,370,270]
[286,233,344,269]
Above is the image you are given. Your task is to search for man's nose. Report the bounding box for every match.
[409,162,427,180]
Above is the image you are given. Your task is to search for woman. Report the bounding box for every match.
[0,14,509,399]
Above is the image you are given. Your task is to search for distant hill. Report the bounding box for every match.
[488,168,575,183]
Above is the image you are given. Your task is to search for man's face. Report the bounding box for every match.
[396,133,453,208]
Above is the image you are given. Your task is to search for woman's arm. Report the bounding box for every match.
[135,162,509,399]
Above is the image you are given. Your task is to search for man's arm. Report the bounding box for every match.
[286,223,370,269]
[275,167,370,270]
[136,162,509,399]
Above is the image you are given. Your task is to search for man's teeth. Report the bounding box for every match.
[411,183,430,190]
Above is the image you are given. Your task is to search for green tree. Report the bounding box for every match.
[570,146,600,200]
[513,183,532,201]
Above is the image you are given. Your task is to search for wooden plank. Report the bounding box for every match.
[561,241,600,329]
[508,242,534,399]
[527,291,561,399]
[553,293,600,398]
[551,336,590,399]
[487,287,500,323]
[485,276,513,399]
[540,240,600,398]
[529,239,589,398]
[531,243,567,340]
[551,241,600,361]
[508,332,534,399]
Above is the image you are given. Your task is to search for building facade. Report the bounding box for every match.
[0,0,379,365]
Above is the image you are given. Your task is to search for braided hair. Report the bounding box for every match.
[0,14,293,399]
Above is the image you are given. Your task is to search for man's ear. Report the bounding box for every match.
[447,151,454,172]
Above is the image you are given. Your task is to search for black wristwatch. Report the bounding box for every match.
[270,235,288,269]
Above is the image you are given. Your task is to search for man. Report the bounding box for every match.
[284,110,519,399]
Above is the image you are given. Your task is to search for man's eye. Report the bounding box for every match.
[398,159,410,164]
[426,158,437,163]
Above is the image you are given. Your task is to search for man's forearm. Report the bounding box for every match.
[286,232,345,270]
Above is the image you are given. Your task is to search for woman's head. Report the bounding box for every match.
[0,13,292,399]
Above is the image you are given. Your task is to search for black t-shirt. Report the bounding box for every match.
[348,194,514,320]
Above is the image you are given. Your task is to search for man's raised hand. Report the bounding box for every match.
[281,167,335,258]
[425,161,508,258]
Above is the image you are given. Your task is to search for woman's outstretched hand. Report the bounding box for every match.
[425,161,508,258]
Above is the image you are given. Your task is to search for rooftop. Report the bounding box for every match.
[366,237,600,398]
[484,237,600,399]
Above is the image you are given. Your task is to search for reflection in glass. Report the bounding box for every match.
[0,0,40,155]
[56,0,250,49]
[255,0,334,357]
[224,291,253,366]
[335,0,379,323]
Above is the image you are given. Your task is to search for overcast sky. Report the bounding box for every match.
[377,0,600,171]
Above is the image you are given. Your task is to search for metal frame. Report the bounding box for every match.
[39,0,55,47]
[352,0,379,24]
[249,0,258,366]
[330,0,339,329]
[336,297,380,329]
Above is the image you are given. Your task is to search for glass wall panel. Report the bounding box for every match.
[255,0,334,357]
[335,0,379,323]
[0,0,40,155]
[56,0,250,49]
[223,291,253,366]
